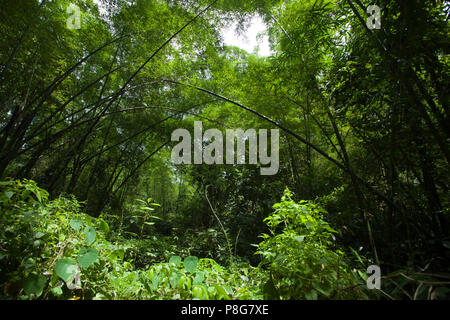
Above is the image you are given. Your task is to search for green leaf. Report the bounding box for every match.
[4,191,14,199]
[34,232,45,239]
[223,285,233,295]
[70,220,83,232]
[193,271,205,285]
[169,271,180,288]
[33,240,42,247]
[213,284,230,299]
[51,286,63,297]
[183,256,198,273]
[169,255,182,266]
[151,274,161,290]
[192,285,204,299]
[84,227,96,245]
[77,248,99,269]
[54,259,78,283]
[23,274,47,297]
[358,269,368,281]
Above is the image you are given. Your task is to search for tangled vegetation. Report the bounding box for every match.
[1,179,367,300]
[1,0,449,300]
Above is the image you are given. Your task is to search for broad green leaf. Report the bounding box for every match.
[54,258,78,283]
[178,276,186,288]
[51,286,63,297]
[183,256,198,273]
[169,255,181,266]
[23,274,47,297]
[34,232,45,239]
[305,221,314,229]
[151,275,161,290]
[70,220,83,232]
[84,227,96,245]
[192,285,203,299]
[4,191,14,199]
[223,285,233,295]
[77,248,99,269]
[169,271,180,288]
[193,271,205,285]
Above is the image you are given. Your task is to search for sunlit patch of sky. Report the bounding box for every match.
[93,0,272,57]
[93,0,108,15]
[221,15,272,57]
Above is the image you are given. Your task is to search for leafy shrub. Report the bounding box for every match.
[0,180,370,300]
[0,179,129,299]
[256,188,364,299]
[0,179,263,300]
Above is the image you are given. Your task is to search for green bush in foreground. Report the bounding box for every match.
[256,188,365,299]
[1,180,364,300]
[0,179,262,300]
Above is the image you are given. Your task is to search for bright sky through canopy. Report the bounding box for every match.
[220,15,272,56]
[93,0,271,56]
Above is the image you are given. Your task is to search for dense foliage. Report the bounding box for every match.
[1,179,364,300]
[256,189,362,299]
[0,0,449,300]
